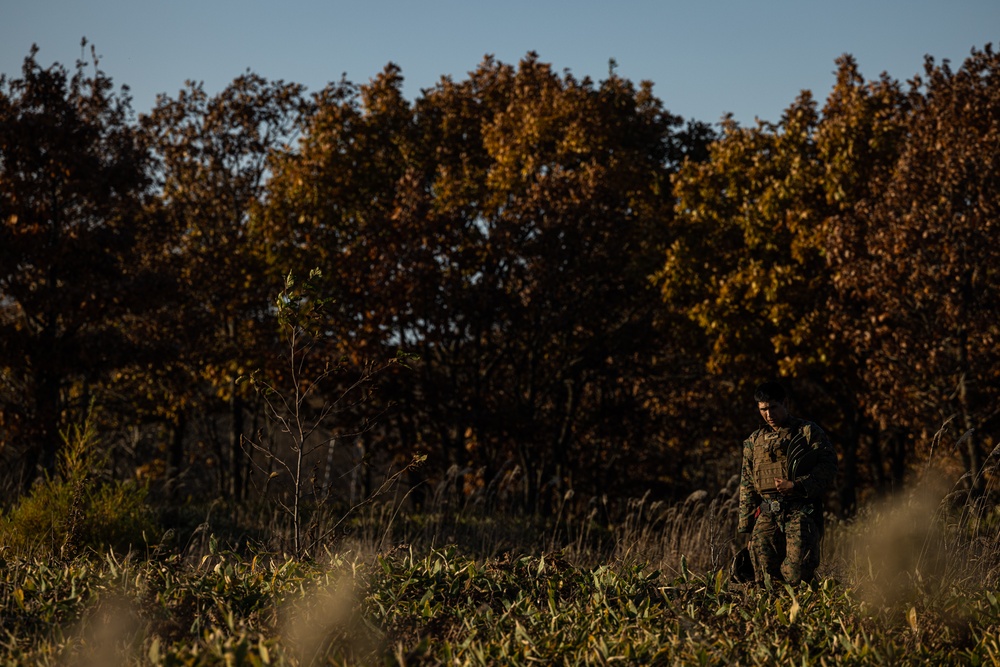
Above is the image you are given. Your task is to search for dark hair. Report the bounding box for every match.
[754,381,787,404]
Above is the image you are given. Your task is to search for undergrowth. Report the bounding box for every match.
[1,470,999,666]
[0,413,158,560]
[1,422,998,664]
[0,541,998,666]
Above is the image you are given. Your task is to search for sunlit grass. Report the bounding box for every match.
[2,435,998,665]
[2,474,999,666]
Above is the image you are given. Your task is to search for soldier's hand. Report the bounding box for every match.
[775,478,795,495]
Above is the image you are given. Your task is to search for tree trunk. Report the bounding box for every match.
[956,321,981,491]
[229,393,245,501]
[869,423,887,495]
[33,369,61,478]
[889,428,907,490]
[838,414,860,515]
[168,411,187,499]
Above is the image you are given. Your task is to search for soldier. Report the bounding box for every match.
[737,381,838,586]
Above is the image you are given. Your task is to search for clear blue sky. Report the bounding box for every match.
[2,1,997,127]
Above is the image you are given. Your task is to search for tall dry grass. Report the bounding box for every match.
[148,421,1000,610]
[831,437,1000,608]
[310,440,1000,603]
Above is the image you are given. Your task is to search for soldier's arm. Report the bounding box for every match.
[737,439,759,534]
[792,426,838,500]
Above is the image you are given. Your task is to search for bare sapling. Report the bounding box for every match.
[239,269,422,557]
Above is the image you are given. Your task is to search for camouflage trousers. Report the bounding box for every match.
[749,506,821,586]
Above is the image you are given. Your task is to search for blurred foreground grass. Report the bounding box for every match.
[1,520,999,666]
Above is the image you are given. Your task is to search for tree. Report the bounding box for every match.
[136,73,309,499]
[853,46,1000,484]
[0,43,153,481]
[433,56,699,507]
[656,55,912,510]
[259,55,712,508]
[815,57,910,496]
[656,93,837,466]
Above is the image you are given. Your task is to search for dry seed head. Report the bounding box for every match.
[282,572,378,662]
[846,471,952,608]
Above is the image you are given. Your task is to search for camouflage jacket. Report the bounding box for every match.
[737,416,838,534]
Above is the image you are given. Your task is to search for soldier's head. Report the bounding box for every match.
[754,381,789,428]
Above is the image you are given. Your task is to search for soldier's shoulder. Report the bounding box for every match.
[746,427,768,444]
[793,417,819,430]
[794,418,830,443]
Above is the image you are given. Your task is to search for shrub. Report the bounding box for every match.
[0,412,159,558]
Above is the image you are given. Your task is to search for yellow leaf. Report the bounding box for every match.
[907,606,918,632]
[788,597,800,623]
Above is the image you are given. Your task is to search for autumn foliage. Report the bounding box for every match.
[1,42,998,521]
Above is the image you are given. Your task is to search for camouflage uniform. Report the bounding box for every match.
[737,417,838,585]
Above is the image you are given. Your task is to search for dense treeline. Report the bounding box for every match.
[1,43,998,524]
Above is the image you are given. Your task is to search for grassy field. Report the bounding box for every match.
[2,482,1000,666]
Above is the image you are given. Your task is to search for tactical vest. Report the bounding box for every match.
[750,425,799,494]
